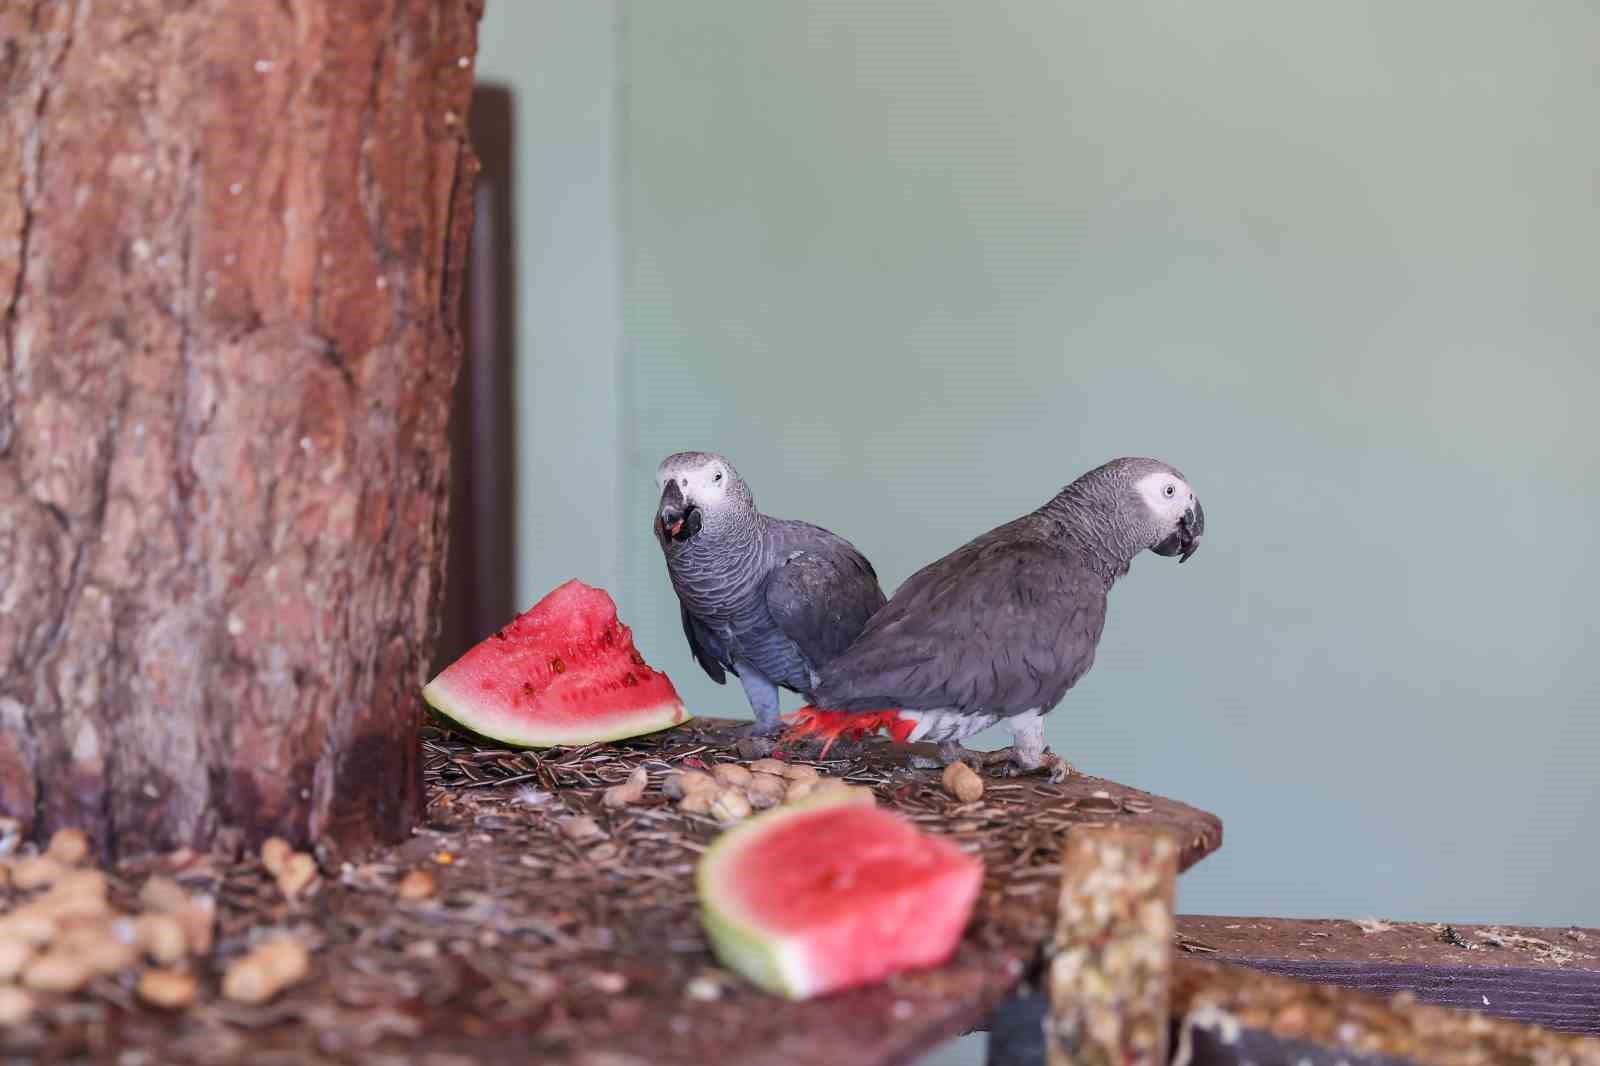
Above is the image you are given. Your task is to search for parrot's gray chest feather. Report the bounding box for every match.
[663,513,885,699]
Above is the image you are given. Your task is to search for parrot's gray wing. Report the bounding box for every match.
[763,522,888,673]
[679,604,732,685]
[812,536,1107,717]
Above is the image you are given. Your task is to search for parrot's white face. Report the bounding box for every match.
[1134,469,1205,563]
[1134,470,1195,525]
[654,457,733,507]
[653,451,749,544]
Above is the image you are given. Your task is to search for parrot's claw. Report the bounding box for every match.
[1006,749,1072,783]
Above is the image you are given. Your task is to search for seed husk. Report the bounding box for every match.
[137,968,198,1009]
[44,829,90,867]
[942,761,984,803]
[745,775,787,809]
[603,767,649,808]
[709,789,752,823]
[397,869,437,901]
[710,764,753,789]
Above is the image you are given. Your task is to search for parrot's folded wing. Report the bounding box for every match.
[680,603,731,685]
[763,525,888,672]
[813,538,1107,717]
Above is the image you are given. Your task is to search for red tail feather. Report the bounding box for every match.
[781,707,914,756]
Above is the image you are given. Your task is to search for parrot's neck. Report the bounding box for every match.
[667,511,771,617]
[1038,489,1143,583]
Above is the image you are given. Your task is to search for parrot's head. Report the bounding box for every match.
[1127,459,1205,563]
[653,451,755,545]
[1067,457,1205,564]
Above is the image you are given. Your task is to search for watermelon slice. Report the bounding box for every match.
[423,579,690,747]
[697,790,984,999]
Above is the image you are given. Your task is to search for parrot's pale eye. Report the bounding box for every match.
[713,471,723,483]
[1163,484,1176,498]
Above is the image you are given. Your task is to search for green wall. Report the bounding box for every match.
[619,0,1600,929]
[486,0,1600,948]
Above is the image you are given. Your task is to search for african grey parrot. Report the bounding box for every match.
[796,457,1205,779]
[652,451,889,736]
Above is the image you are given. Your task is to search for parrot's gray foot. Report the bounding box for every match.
[780,735,871,763]
[1004,746,1072,783]
[734,735,777,760]
[728,717,785,739]
[988,709,1071,781]
[1038,750,1071,784]
[932,740,981,767]
[958,745,1072,782]
[912,740,1002,771]
[905,740,975,769]
[914,739,1072,781]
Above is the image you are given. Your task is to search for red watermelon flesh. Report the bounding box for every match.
[423,579,690,748]
[697,791,983,999]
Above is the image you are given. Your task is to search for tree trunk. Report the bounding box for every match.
[0,0,483,862]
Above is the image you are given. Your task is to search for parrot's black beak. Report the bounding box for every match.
[1151,499,1204,563]
[656,481,702,544]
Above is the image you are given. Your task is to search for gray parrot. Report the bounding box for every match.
[794,457,1205,778]
[652,451,890,736]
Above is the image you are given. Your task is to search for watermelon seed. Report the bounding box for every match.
[549,657,565,674]
[621,672,638,688]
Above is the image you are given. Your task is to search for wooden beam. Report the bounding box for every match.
[986,954,1600,1066]
[1169,958,1600,1066]
[1176,916,1600,1037]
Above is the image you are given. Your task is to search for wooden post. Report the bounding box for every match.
[1047,826,1180,1066]
[0,0,482,861]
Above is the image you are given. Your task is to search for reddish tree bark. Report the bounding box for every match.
[0,0,483,861]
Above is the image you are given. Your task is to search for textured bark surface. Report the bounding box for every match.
[0,0,482,861]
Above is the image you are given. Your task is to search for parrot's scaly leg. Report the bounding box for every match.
[1004,710,1072,783]
[732,664,784,737]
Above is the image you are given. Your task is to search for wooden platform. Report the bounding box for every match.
[0,717,1223,1064]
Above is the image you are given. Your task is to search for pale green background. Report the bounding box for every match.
[479,4,1598,1058]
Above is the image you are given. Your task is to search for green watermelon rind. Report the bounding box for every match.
[421,675,692,750]
[695,790,879,1000]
